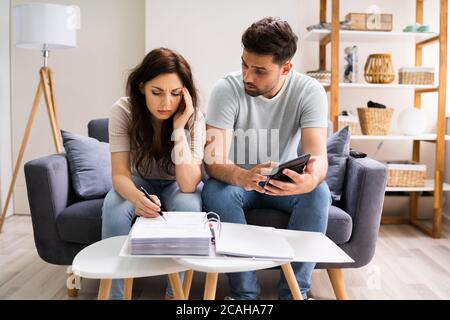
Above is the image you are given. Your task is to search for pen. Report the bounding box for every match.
[140,186,166,221]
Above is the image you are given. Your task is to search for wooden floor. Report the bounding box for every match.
[0,215,449,300]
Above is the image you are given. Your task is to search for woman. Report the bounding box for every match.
[102,48,205,299]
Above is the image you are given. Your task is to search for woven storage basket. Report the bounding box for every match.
[338,115,359,135]
[306,70,331,84]
[399,67,434,85]
[386,161,426,187]
[357,107,394,135]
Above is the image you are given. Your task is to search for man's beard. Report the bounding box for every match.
[244,81,278,98]
[244,87,261,97]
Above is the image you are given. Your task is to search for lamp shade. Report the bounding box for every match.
[13,3,80,50]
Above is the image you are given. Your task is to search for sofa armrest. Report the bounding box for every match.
[339,156,387,267]
[24,153,78,264]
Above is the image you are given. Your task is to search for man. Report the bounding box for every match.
[202,17,331,300]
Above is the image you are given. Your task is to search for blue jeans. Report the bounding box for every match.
[201,179,331,300]
[101,176,203,299]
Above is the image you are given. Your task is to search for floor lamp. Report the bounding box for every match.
[0,3,80,232]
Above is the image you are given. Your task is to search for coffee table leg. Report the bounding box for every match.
[183,270,194,299]
[124,278,134,300]
[168,273,186,300]
[204,272,218,300]
[281,263,303,300]
[97,279,112,300]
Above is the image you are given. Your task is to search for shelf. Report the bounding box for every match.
[386,180,450,192]
[322,83,438,90]
[303,29,439,44]
[351,134,450,141]
[314,0,447,238]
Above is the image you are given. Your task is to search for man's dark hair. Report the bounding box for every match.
[242,17,298,65]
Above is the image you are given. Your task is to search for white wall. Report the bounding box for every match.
[146,0,305,110]
[11,0,145,214]
[1,0,13,218]
[146,0,448,219]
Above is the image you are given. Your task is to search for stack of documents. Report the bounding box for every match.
[129,212,212,256]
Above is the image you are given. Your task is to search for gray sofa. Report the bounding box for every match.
[24,119,387,299]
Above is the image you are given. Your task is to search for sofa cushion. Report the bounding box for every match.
[88,119,109,143]
[245,205,352,244]
[61,130,112,200]
[326,126,350,202]
[56,199,104,244]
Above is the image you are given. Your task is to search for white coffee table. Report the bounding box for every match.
[72,236,192,300]
[176,227,354,300]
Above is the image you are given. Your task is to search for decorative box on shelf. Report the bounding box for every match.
[338,114,359,135]
[399,67,435,85]
[345,13,393,31]
[384,161,427,187]
[357,107,394,135]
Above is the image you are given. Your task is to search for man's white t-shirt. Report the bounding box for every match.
[206,70,329,169]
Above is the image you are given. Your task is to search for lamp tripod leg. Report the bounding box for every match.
[0,81,44,233]
[47,69,60,134]
[40,68,62,153]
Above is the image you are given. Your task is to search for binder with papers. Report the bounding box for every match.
[129,212,213,256]
[125,211,294,261]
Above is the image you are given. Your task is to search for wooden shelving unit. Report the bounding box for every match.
[304,29,439,43]
[350,134,450,141]
[310,0,448,238]
[385,180,450,192]
[323,83,438,90]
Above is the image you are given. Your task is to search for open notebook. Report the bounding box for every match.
[124,212,294,261]
[215,222,294,261]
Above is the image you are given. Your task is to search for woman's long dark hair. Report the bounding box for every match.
[127,48,199,178]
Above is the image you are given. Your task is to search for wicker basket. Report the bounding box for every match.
[386,161,426,187]
[306,70,331,84]
[357,107,394,135]
[338,115,359,135]
[399,67,435,85]
[364,53,395,84]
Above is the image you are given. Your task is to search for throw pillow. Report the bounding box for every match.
[61,130,112,200]
[326,126,351,202]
